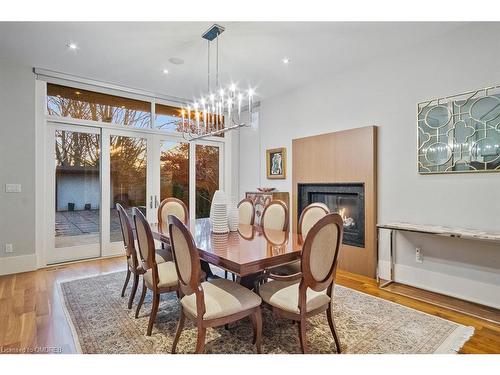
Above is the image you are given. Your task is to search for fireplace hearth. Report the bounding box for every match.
[298,183,365,247]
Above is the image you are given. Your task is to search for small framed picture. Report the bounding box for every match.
[266,147,287,179]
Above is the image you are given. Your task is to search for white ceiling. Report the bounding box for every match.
[0,22,467,100]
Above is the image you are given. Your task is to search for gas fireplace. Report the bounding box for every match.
[297,183,365,247]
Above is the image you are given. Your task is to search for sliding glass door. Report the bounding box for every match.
[46,123,224,264]
[47,124,102,264]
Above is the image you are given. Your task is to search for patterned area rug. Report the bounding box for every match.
[59,271,474,354]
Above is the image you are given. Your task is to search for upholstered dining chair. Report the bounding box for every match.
[238,198,255,225]
[116,203,170,310]
[168,215,263,354]
[158,197,189,226]
[270,202,331,276]
[261,199,289,231]
[256,213,344,354]
[133,208,179,336]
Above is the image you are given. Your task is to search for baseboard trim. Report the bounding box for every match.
[0,254,37,276]
[378,260,500,309]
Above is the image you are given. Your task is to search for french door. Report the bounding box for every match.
[46,124,102,264]
[46,122,223,264]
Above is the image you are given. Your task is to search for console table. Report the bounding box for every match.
[377,222,500,288]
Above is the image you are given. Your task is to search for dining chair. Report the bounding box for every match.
[238,198,255,225]
[168,215,263,354]
[158,197,189,226]
[133,208,179,336]
[271,202,330,276]
[256,213,344,354]
[261,199,289,231]
[116,203,170,310]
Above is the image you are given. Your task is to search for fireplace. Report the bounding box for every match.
[298,183,365,247]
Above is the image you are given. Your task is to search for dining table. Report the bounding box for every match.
[150,218,304,288]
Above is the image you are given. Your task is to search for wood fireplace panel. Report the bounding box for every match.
[292,126,377,278]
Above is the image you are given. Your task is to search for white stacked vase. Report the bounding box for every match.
[210,190,229,234]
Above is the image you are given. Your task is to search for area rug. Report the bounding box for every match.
[59,271,474,354]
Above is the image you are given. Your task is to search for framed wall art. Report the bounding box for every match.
[417,85,500,174]
[266,147,287,179]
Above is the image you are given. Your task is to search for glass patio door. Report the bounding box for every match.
[46,124,224,264]
[102,129,154,254]
[46,123,102,264]
[150,137,223,224]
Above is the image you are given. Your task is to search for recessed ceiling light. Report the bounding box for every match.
[66,42,78,50]
[163,69,169,75]
[168,57,184,65]
[282,57,291,64]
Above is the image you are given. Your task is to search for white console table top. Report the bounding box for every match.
[377,222,500,243]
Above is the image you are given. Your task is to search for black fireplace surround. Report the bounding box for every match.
[298,183,365,247]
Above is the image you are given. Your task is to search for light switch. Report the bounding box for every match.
[5,184,21,193]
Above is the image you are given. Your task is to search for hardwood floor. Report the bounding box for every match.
[0,256,499,354]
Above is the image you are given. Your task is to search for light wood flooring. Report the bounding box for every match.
[0,256,499,354]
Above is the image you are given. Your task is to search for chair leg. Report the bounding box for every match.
[135,280,147,318]
[298,318,308,354]
[121,269,131,297]
[250,309,262,354]
[327,304,341,353]
[128,273,139,309]
[171,309,186,354]
[232,273,235,281]
[224,270,228,279]
[195,326,207,354]
[147,292,160,336]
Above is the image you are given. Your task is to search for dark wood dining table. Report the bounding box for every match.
[150,218,304,287]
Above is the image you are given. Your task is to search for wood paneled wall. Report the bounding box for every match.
[292,126,378,278]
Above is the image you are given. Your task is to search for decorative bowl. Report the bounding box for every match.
[257,187,276,192]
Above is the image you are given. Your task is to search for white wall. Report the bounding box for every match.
[241,23,500,307]
[0,60,36,263]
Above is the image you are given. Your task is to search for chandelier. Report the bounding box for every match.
[180,24,255,141]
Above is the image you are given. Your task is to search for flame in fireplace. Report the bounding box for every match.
[338,208,347,222]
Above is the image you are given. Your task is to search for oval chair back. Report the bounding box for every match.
[237,198,255,225]
[158,197,189,226]
[116,203,139,269]
[261,200,289,231]
[300,213,344,294]
[298,203,330,240]
[168,215,206,316]
[133,208,159,286]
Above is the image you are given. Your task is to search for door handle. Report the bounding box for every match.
[150,196,153,209]
[155,195,159,208]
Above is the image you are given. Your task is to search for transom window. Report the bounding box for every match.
[47,83,151,128]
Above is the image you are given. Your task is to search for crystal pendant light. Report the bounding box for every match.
[181,24,255,141]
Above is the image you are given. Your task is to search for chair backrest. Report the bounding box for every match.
[116,203,140,270]
[238,198,255,225]
[300,213,343,293]
[298,203,330,239]
[158,197,189,226]
[132,208,158,277]
[261,200,289,231]
[168,215,206,315]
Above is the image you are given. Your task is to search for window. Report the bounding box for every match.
[195,144,220,218]
[155,103,224,137]
[160,141,190,208]
[109,135,148,242]
[155,103,183,132]
[47,84,151,128]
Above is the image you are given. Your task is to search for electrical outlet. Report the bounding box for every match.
[5,184,22,193]
[415,247,423,263]
[5,243,13,253]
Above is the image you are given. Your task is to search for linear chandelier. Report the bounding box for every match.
[180,24,255,141]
